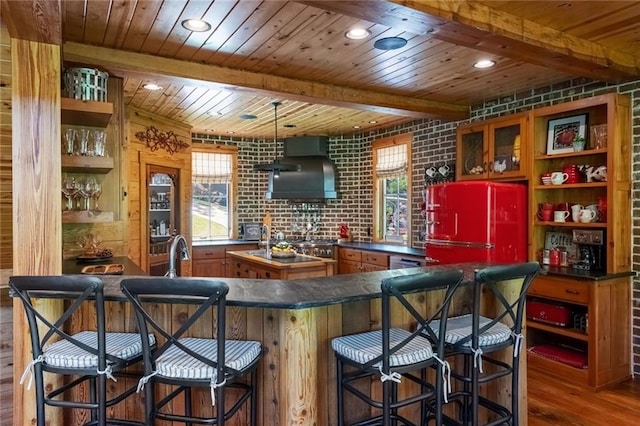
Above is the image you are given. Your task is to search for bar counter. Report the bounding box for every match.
[16,262,527,426]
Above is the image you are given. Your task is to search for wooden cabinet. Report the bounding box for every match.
[456,113,528,181]
[61,98,116,224]
[192,246,226,277]
[527,275,630,389]
[526,93,632,388]
[338,248,389,274]
[192,243,258,277]
[228,253,333,280]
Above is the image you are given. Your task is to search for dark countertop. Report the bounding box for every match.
[540,265,636,281]
[192,239,259,247]
[191,239,424,258]
[68,262,481,309]
[62,256,147,276]
[336,241,425,257]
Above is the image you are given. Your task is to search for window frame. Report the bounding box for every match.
[191,144,238,240]
[372,134,412,245]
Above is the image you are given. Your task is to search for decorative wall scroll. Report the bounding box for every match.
[135,126,189,154]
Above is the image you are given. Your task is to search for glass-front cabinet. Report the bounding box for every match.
[456,113,528,181]
[147,165,180,276]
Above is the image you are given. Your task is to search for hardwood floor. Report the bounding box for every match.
[0,291,638,426]
[528,371,640,425]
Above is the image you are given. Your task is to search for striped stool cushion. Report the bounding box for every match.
[44,331,156,369]
[155,338,261,381]
[331,328,434,367]
[431,314,511,348]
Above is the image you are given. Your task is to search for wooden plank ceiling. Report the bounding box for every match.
[4,0,640,138]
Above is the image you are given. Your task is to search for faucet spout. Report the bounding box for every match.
[168,235,190,278]
[262,224,271,259]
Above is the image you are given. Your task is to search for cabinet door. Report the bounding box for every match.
[338,259,361,274]
[488,115,527,179]
[192,259,226,277]
[456,124,488,180]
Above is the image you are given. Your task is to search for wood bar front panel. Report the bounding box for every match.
[64,286,526,425]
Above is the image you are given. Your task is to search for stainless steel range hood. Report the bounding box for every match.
[265,136,338,200]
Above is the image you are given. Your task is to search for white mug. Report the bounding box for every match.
[438,165,450,177]
[554,210,569,222]
[579,209,597,223]
[550,172,569,185]
[571,204,584,222]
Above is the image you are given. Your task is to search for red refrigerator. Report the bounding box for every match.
[424,181,527,265]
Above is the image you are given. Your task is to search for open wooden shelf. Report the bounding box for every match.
[527,320,589,341]
[61,97,113,127]
[62,210,114,223]
[61,156,114,173]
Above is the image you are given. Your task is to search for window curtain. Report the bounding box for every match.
[192,151,232,183]
[375,144,407,178]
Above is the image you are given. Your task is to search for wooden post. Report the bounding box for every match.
[11,38,63,426]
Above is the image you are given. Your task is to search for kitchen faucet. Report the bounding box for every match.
[167,234,190,278]
[262,224,271,258]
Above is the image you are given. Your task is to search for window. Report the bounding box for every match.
[373,134,412,245]
[191,145,237,240]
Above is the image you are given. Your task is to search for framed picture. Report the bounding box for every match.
[546,114,588,155]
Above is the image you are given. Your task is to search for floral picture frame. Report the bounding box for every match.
[546,114,588,155]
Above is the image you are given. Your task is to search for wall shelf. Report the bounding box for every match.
[62,210,114,223]
[61,97,113,127]
[61,156,114,173]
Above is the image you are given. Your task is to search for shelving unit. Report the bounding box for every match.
[61,97,115,224]
[526,93,632,389]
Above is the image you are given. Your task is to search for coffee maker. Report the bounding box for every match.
[572,229,606,273]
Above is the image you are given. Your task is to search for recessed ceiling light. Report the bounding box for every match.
[208,110,223,116]
[239,114,257,120]
[369,120,378,124]
[345,28,371,40]
[226,131,235,134]
[353,125,361,129]
[142,83,163,91]
[473,59,496,69]
[181,19,212,32]
[374,37,407,51]
[284,124,296,128]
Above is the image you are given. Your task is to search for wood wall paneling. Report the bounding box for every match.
[126,107,192,275]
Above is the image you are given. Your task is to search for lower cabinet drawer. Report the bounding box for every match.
[528,276,590,305]
[362,251,389,268]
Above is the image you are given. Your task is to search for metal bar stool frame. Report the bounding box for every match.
[121,278,261,425]
[444,262,540,426]
[10,275,147,426]
[332,269,465,426]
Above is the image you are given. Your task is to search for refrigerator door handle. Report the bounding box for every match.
[425,203,441,208]
[425,239,495,249]
[425,220,440,225]
[425,257,440,263]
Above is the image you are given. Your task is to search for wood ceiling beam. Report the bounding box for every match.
[0,0,62,44]
[63,42,469,121]
[300,0,640,83]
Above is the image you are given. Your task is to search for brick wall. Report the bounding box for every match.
[193,77,640,374]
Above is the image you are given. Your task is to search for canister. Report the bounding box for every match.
[542,249,550,265]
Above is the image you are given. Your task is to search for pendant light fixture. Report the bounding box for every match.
[253,101,300,178]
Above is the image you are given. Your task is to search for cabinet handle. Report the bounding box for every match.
[565,289,580,295]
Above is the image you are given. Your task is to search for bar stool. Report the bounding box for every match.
[10,275,152,426]
[331,269,464,426]
[436,262,540,426]
[121,277,262,425]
